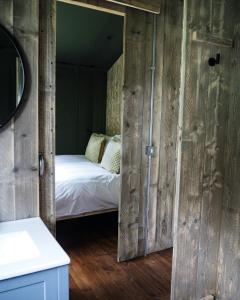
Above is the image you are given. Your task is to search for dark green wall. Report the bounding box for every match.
[56,63,107,155]
[57,2,123,70]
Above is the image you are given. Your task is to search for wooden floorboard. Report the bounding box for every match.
[57,212,172,300]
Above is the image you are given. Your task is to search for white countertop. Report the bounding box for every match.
[0,217,70,281]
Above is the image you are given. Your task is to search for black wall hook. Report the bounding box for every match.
[208,53,220,67]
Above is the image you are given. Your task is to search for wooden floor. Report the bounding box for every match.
[57,212,172,300]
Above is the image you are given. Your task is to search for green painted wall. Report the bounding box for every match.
[56,63,107,155]
[56,3,123,155]
[57,2,123,70]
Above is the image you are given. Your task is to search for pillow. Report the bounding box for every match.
[113,135,121,142]
[85,133,105,163]
[102,134,112,153]
[101,139,121,174]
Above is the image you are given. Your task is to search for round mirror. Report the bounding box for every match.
[0,24,25,129]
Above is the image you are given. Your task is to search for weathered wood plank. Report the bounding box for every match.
[217,208,240,300]
[118,8,148,261]
[106,0,160,14]
[106,55,124,136]
[172,0,235,299]
[154,0,183,252]
[140,12,154,255]
[216,9,240,299]
[39,0,56,233]
[13,0,39,219]
[119,0,183,260]
[58,0,126,16]
[192,31,233,48]
[195,45,229,299]
[0,0,39,221]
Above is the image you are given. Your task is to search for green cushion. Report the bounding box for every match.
[85,133,105,163]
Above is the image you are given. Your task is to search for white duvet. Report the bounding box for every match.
[55,155,120,219]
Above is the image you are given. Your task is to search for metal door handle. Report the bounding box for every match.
[39,153,45,177]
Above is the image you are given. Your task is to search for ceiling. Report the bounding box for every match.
[56,2,124,70]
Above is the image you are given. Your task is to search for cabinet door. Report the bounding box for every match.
[0,266,69,300]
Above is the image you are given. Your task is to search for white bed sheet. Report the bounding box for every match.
[55,155,120,219]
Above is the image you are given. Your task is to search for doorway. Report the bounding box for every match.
[54,0,124,260]
[39,0,175,279]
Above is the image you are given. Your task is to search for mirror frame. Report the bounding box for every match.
[0,23,27,130]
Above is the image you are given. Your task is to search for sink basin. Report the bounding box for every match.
[0,230,40,266]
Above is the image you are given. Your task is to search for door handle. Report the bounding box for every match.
[39,152,45,177]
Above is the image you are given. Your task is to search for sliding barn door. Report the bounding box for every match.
[172,0,235,299]
[118,8,154,261]
[118,0,183,261]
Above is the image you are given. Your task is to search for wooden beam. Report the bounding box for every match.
[58,0,126,16]
[192,31,233,48]
[39,0,56,234]
[106,0,160,14]
[200,296,215,300]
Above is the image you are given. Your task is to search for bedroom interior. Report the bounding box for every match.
[0,0,240,300]
[55,2,123,222]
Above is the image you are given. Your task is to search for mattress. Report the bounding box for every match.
[55,155,120,219]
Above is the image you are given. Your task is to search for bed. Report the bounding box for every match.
[55,155,120,220]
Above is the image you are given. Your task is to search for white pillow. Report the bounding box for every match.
[85,133,105,163]
[101,139,121,174]
[102,134,112,153]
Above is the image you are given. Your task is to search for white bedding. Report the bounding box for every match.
[55,155,120,219]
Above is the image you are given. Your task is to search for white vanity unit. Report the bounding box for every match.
[0,217,70,300]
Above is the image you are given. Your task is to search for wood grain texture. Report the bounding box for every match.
[152,0,183,253]
[13,0,39,219]
[172,0,236,299]
[0,0,39,222]
[106,0,160,14]
[119,0,182,261]
[192,31,233,48]
[216,6,240,298]
[39,0,56,233]
[118,8,149,261]
[217,209,240,300]
[57,213,172,300]
[106,55,124,136]
[58,0,126,16]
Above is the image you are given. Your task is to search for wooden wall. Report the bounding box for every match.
[106,55,123,136]
[216,2,240,298]
[172,0,239,299]
[0,0,39,222]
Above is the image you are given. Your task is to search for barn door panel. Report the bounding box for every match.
[118,8,153,261]
[172,0,234,298]
[118,0,183,261]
